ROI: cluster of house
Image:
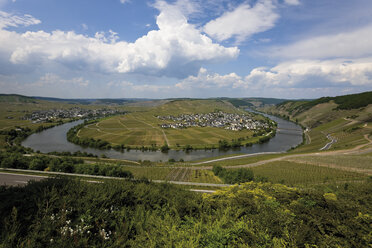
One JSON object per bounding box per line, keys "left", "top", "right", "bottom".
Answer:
{"left": 23, "top": 107, "right": 123, "bottom": 123}
{"left": 157, "top": 112, "right": 269, "bottom": 131}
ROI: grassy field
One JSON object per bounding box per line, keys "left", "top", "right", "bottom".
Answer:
{"left": 248, "top": 161, "right": 367, "bottom": 186}
{"left": 78, "top": 99, "right": 267, "bottom": 149}
{"left": 189, "top": 169, "right": 222, "bottom": 183}
{"left": 120, "top": 166, "right": 173, "bottom": 180}
{"left": 284, "top": 155, "right": 372, "bottom": 174}
{"left": 116, "top": 166, "right": 223, "bottom": 183}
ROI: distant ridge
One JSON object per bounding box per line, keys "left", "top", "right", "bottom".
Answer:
{"left": 277, "top": 91, "right": 372, "bottom": 115}
{"left": 0, "top": 94, "right": 37, "bottom": 103}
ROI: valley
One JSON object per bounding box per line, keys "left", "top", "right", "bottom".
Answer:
{"left": 0, "top": 92, "right": 371, "bottom": 247}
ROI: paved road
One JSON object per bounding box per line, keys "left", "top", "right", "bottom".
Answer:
{"left": 0, "top": 173, "right": 47, "bottom": 186}
{"left": 0, "top": 169, "right": 231, "bottom": 188}
{"left": 319, "top": 134, "right": 337, "bottom": 151}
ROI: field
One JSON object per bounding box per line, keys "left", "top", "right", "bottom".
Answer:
{"left": 249, "top": 161, "right": 367, "bottom": 186}
{"left": 284, "top": 155, "right": 372, "bottom": 174}
{"left": 78, "top": 99, "right": 265, "bottom": 149}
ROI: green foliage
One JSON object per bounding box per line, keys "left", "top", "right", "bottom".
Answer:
{"left": 0, "top": 151, "right": 133, "bottom": 178}
{"left": 1, "top": 127, "right": 32, "bottom": 146}
{"left": 160, "top": 143, "right": 169, "bottom": 153}
{"left": 213, "top": 165, "right": 254, "bottom": 184}
{"left": 277, "top": 91, "right": 372, "bottom": 116}
{"left": 0, "top": 179, "right": 370, "bottom": 247}
{"left": 226, "top": 99, "right": 254, "bottom": 108}
{"left": 333, "top": 91, "right": 372, "bottom": 110}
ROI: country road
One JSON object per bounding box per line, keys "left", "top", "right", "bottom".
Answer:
{"left": 0, "top": 170, "right": 230, "bottom": 188}
{"left": 319, "top": 133, "right": 337, "bottom": 151}
{"left": 193, "top": 152, "right": 282, "bottom": 165}
{"left": 0, "top": 173, "right": 46, "bottom": 186}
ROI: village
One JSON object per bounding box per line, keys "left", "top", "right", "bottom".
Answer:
{"left": 157, "top": 112, "right": 270, "bottom": 131}
{"left": 23, "top": 107, "right": 124, "bottom": 123}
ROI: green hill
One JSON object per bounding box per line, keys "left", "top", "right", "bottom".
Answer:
{"left": 261, "top": 91, "right": 372, "bottom": 153}
{"left": 276, "top": 91, "right": 372, "bottom": 116}
{"left": 0, "top": 94, "right": 37, "bottom": 103}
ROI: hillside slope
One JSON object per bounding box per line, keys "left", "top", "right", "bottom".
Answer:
{"left": 0, "top": 94, "right": 37, "bottom": 103}
{"left": 260, "top": 91, "right": 372, "bottom": 153}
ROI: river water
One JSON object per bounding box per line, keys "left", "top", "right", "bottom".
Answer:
{"left": 22, "top": 111, "right": 303, "bottom": 162}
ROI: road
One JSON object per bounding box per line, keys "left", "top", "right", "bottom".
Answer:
{"left": 319, "top": 134, "right": 337, "bottom": 151}
{"left": 193, "top": 152, "right": 282, "bottom": 165}
{"left": 0, "top": 172, "right": 46, "bottom": 186}
{"left": 0, "top": 170, "right": 231, "bottom": 188}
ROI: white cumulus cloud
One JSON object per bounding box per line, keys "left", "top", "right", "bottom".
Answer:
{"left": 176, "top": 67, "right": 243, "bottom": 89}
{"left": 203, "top": 0, "right": 279, "bottom": 43}
{"left": 0, "top": 3, "right": 238, "bottom": 78}
{"left": 177, "top": 59, "right": 372, "bottom": 93}
{"left": 245, "top": 59, "right": 372, "bottom": 87}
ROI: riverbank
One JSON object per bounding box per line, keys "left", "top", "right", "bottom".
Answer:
{"left": 22, "top": 111, "right": 303, "bottom": 162}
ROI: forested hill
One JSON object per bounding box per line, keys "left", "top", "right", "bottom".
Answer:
{"left": 276, "top": 91, "right": 372, "bottom": 116}
{"left": 222, "top": 97, "right": 289, "bottom": 108}
{"left": 260, "top": 91, "right": 372, "bottom": 129}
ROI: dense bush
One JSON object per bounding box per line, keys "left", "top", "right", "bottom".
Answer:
{"left": 0, "top": 178, "right": 370, "bottom": 247}
{"left": 213, "top": 165, "right": 254, "bottom": 184}
{"left": 1, "top": 127, "right": 32, "bottom": 145}
{"left": 0, "top": 151, "right": 132, "bottom": 178}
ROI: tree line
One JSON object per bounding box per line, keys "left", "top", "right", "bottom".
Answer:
{"left": 0, "top": 151, "right": 133, "bottom": 178}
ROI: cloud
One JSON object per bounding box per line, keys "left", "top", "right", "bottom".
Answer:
{"left": 119, "top": 0, "right": 130, "bottom": 4}
{"left": 284, "top": 0, "right": 300, "bottom": 6}
{"left": 177, "top": 59, "right": 372, "bottom": 93}
{"left": 270, "top": 24, "right": 372, "bottom": 60}
{"left": 176, "top": 67, "right": 243, "bottom": 89}
{"left": 203, "top": 0, "right": 279, "bottom": 43}
{"left": 34, "top": 73, "right": 89, "bottom": 87}
{"left": 247, "top": 59, "right": 372, "bottom": 87}
{"left": 0, "top": 4, "right": 238, "bottom": 78}
{"left": 0, "top": 10, "right": 41, "bottom": 28}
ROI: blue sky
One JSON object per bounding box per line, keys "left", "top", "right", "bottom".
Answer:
{"left": 0, "top": 0, "right": 372, "bottom": 99}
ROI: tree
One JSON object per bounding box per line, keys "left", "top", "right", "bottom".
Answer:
{"left": 160, "top": 144, "right": 169, "bottom": 153}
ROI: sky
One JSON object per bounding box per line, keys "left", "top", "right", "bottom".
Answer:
{"left": 0, "top": 0, "right": 372, "bottom": 99}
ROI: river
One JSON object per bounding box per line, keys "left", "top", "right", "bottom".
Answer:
{"left": 22, "top": 111, "right": 303, "bottom": 162}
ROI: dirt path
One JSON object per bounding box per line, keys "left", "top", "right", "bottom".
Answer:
{"left": 117, "top": 118, "right": 129, "bottom": 130}
{"left": 132, "top": 116, "right": 170, "bottom": 146}
{"left": 343, "top": 118, "right": 361, "bottom": 126}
